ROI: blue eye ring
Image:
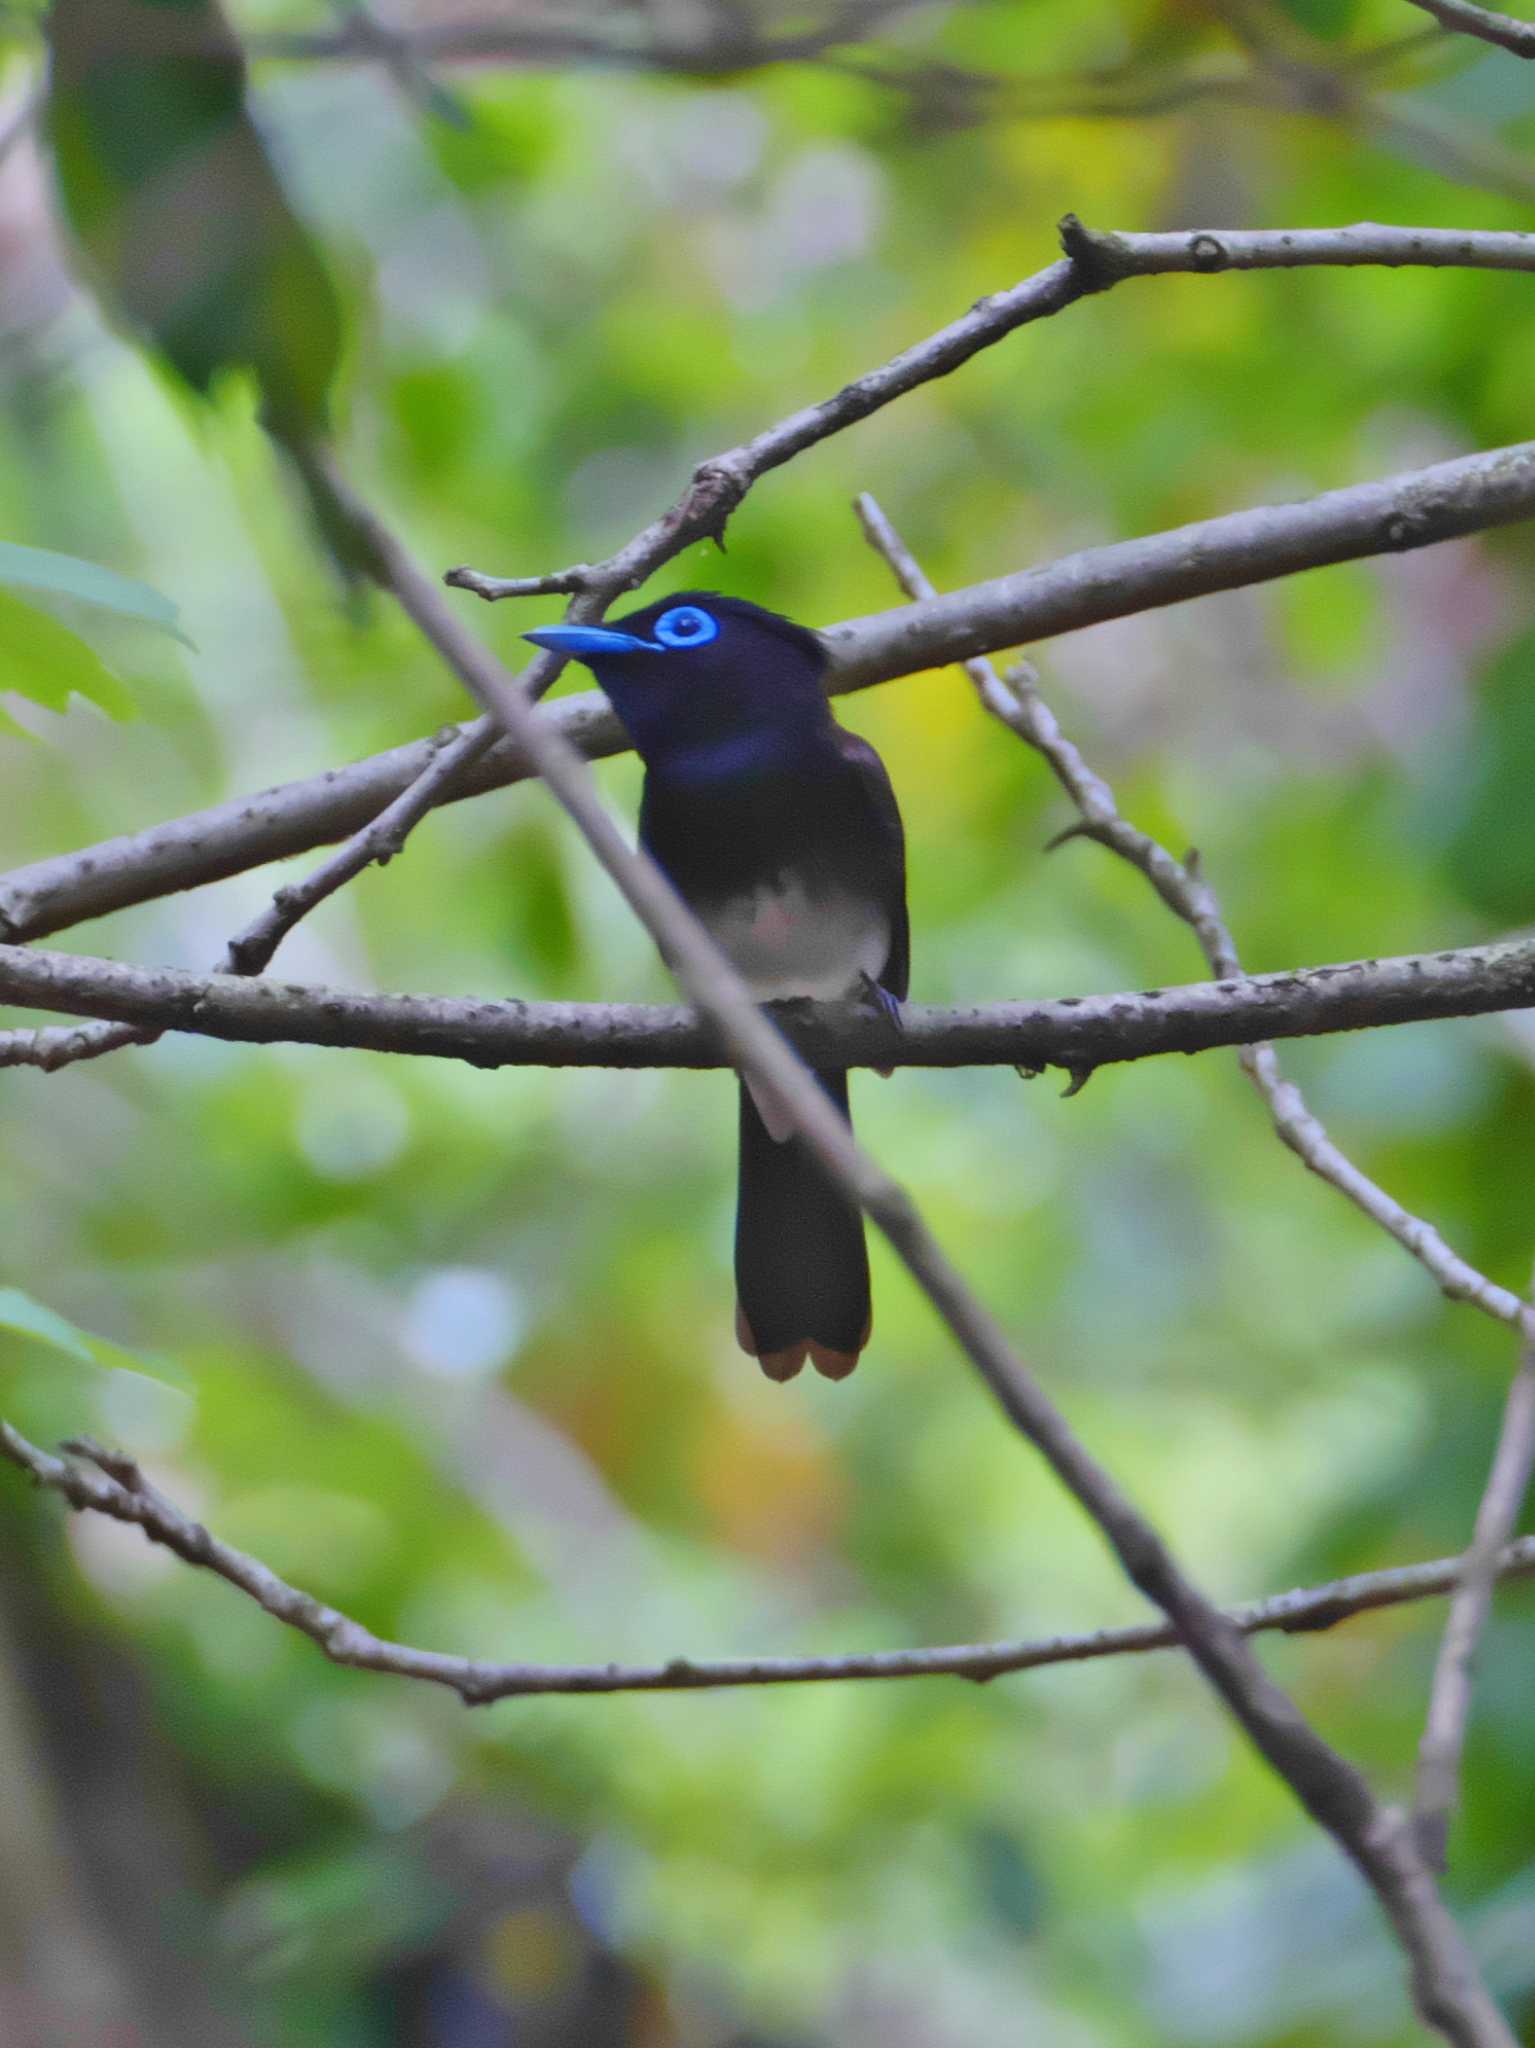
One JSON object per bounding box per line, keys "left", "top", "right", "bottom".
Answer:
{"left": 652, "top": 604, "right": 719, "bottom": 650}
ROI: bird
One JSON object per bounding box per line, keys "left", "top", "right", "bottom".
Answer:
{"left": 525, "top": 594, "right": 908, "bottom": 1383}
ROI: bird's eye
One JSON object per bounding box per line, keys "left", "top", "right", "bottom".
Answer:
{"left": 652, "top": 604, "right": 719, "bottom": 650}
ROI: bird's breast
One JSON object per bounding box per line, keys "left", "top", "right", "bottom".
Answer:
{"left": 695, "top": 873, "right": 890, "bottom": 1003}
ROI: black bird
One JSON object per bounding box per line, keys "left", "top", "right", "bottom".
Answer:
{"left": 526, "top": 594, "right": 908, "bottom": 1382}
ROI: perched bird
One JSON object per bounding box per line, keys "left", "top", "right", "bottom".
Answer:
{"left": 526, "top": 594, "right": 908, "bottom": 1383}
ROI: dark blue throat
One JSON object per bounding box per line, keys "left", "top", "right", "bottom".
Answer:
{"left": 588, "top": 663, "right": 833, "bottom": 788}
{"left": 643, "top": 721, "right": 829, "bottom": 787}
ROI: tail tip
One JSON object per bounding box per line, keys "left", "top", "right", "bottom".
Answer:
{"left": 808, "top": 1342, "right": 860, "bottom": 1381}
{"left": 736, "top": 1306, "right": 862, "bottom": 1383}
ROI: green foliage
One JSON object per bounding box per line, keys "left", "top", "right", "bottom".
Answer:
{"left": 0, "top": 586, "right": 135, "bottom": 720}
{"left": 2, "top": 2, "right": 1535, "bottom": 2044}
{"left": 1441, "top": 626, "right": 1535, "bottom": 923}
{"left": 45, "top": 0, "right": 341, "bottom": 438}
{"left": 0, "top": 540, "right": 186, "bottom": 641}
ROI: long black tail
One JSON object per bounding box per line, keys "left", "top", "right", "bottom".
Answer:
{"left": 733, "top": 1070, "right": 870, "bottom": 1382}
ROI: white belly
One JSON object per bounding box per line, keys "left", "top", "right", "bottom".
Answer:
{"left": 698, "top": 875, "right": 889, "bottom": 1003}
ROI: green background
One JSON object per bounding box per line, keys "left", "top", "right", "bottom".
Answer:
{"left": 1, "top": 1, "right": 1534, "bottom": 2041}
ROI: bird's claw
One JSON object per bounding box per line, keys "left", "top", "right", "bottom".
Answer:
{"left": 860, "top": 973, "right": 904, "bottom": 1031}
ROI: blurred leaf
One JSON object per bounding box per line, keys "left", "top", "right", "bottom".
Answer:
{"left": 0, "top": 540, "right": 189, "bottom": 646}
{"left": 0, "top": 1285, "right": 181, "bottom": 1383}
{"left": 500, "top": 816, "right": 580, "bottom": 983}
{"left": 0, "top": 588, "right": 136, "bottom": 720}
{"left": 0, "top": 1285, "right": 105, "bottom": 1368}
{"left": 1441, "top": 625, "right": 1535, "bottom": 923}
{"left": 1273, "top": 0, "right": 1362, "bottom": 37}
{"left": 45, "top": 0, "right": 342, "bottom": 440}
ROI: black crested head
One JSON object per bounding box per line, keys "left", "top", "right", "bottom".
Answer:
{"left": 523, "top": 592, "right": 831, "bottom": 773}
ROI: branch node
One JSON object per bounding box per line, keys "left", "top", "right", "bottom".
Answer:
{"left": 1043, "top": 819, "right": 1102, "bottom": 854}
{"left": 62, "top": 1435, "right": 144, "bottom": 1491}
{"left": 1058, "top": 212, "right": 1131, "bottom": 289}
{"left": 1186, "top": 231, "right": 1231, "bottom": 273}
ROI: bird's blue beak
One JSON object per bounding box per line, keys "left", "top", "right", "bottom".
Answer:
{"left": 522, "top": 623, "right": 654, "bottom": 658}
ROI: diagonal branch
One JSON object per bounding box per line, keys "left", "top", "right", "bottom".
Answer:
{"left": 855, "top": 494, "right": 1535, "bottom": 1347}
{"left": 9, "top": 716, "right": 499, "bottom": 1073}
{"left": 318, "top": 454, "right": 1512, "bottom": 2046}
{"left": 1, "top": 421, "right": 1513, "bottom": 2031}
{"left": 1403, "top": 0, "right": 1535, "bottom": 55}
{"left": 9, "top": 429, "right": 1535, "bottom": 951}
{"left": 451, "top": 220, "right": 1535, "bottom": 605}
{"left": 5, "top": 937, "right": 1535, "bottom": 1101}
{"left": 4, "top": 1423, "right": 1534, "bottom": 1700}
{"left": 0, "top": 219, "right": 1100, "bottom": 1076}
{"left": 4, "top": 220, "right": 1534, "bottom": 970}
{"left": 1415, "top": 1341, "right": 1535, "bottom": 1868}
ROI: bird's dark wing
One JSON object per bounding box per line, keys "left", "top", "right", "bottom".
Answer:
{"left": 835, "top": 725, "right": 909, "bottom": 1001}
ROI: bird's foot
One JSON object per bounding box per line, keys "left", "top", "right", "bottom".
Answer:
{"left": 860, "top": 973, "right": 903, "bottom": 1076}
{"left": 860, "top": 973, "right": 903, "bottom": 1026}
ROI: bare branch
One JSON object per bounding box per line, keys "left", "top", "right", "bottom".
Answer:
{"left": 243, "top": 1, "right": 926, "bottom": 75}
{"left": 1415, "top": 1342, "right": 1535, "bottom": 1867}
{"left": 859, "top": 494, "right": 1535, "bottom": 1889}
{"left": 310, "top": 450, "right": 1513, "bottom": 2046}
{"left": 4, "top": 1422, "right": 1535, "bottom": 1699}
{"left": 1058, "top": 216, "right": 1535, "bottom": 281}
{"left": 446, "top": 261, "right": 1087, "bottom": 603}
{"left": 454, "top": 220, "right": 1535, "bottom": 604}
{"left": 0, "top": 1422, "right": 1517, "bottom": 2027}
{"left": 1404, "top": 0, "right": 1535, "bottom": 56}
{"left": 8, "top": 718, "right": 503, "bottom": 1074}
{"left": 831, "top": 433, "right": 1535, "bottom": 689}
{"left": 855, "top": 493, "right": 1535, "bottom": 1346}
{"left": 853, "top": 499, "right": 1523, "bottom": 2038}
{"left": 6, "top": 936, "right": 1535, "bottom": 1096}
{"left": 1, "top": 207, "right": 1099, "bottom": 1072}
{"left": 7, "top": 427, "right": 1535, "bottom": 951}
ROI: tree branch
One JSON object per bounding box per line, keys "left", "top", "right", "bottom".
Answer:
{"left": 830, "top": 433, "right": 1535, "bottom": 689}
{"left": 4, "top": 1424, "right": 1534, "bottom": 1701}
{"left": 1403, "top": 0, "right": 1535, "bottom": 56}
{"left": 858, "top": 494, "right": 1535, "bottom": 1883}
{"left": 453, "top": 219, "right": 1535, "bottom": 603}
{"left": 244, "top": 1, "right": 926, "bottom": 74}
{"left": 2, "top": 222, "right": 1531, "bottom": 954}
{"left": 1057, "top": 216, "right": 1535, "bottom": 281}
{"left": 0, "top": 200, "right": 1098, "bottom": 1071}
{"left": 4, "top": 935, "right": 1535, "bottom": 1084}
{"left": 855, "top": 493, "right": 1535, "bottom": 1345}
{"left": 8, "top": 427, "right": 1535, "bottom": 949}
{"left": 1415, "top": 1341, "right": 1535, "bottom": 1868}
{"left": 11, "top": 717, "right": 503, "bottom": 1074}
{"left": 300, "top": 450, "right": 1512, "bottom": 2046}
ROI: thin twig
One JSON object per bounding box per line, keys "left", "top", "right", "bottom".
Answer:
{"left": 1404, "top": 0, "right": 1535, "bottom": 56}
{"left": 7, "top": 718, "right": 501, "bottom": 1072}
{"left": 1414, "top": 1342, "right": 1535, "bottom": 1868}
{"left": 455, "top": 219, "right": 1535, "bottom": 604}
{"left": 4, "top": 1424, "right": 1534, "bottom": 1700}
{"left": 854, "top": 493, "right": 1535, "bottom": 1346}
{"left": 5, "top": 937, "right": 1535, "bottom": 1092}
